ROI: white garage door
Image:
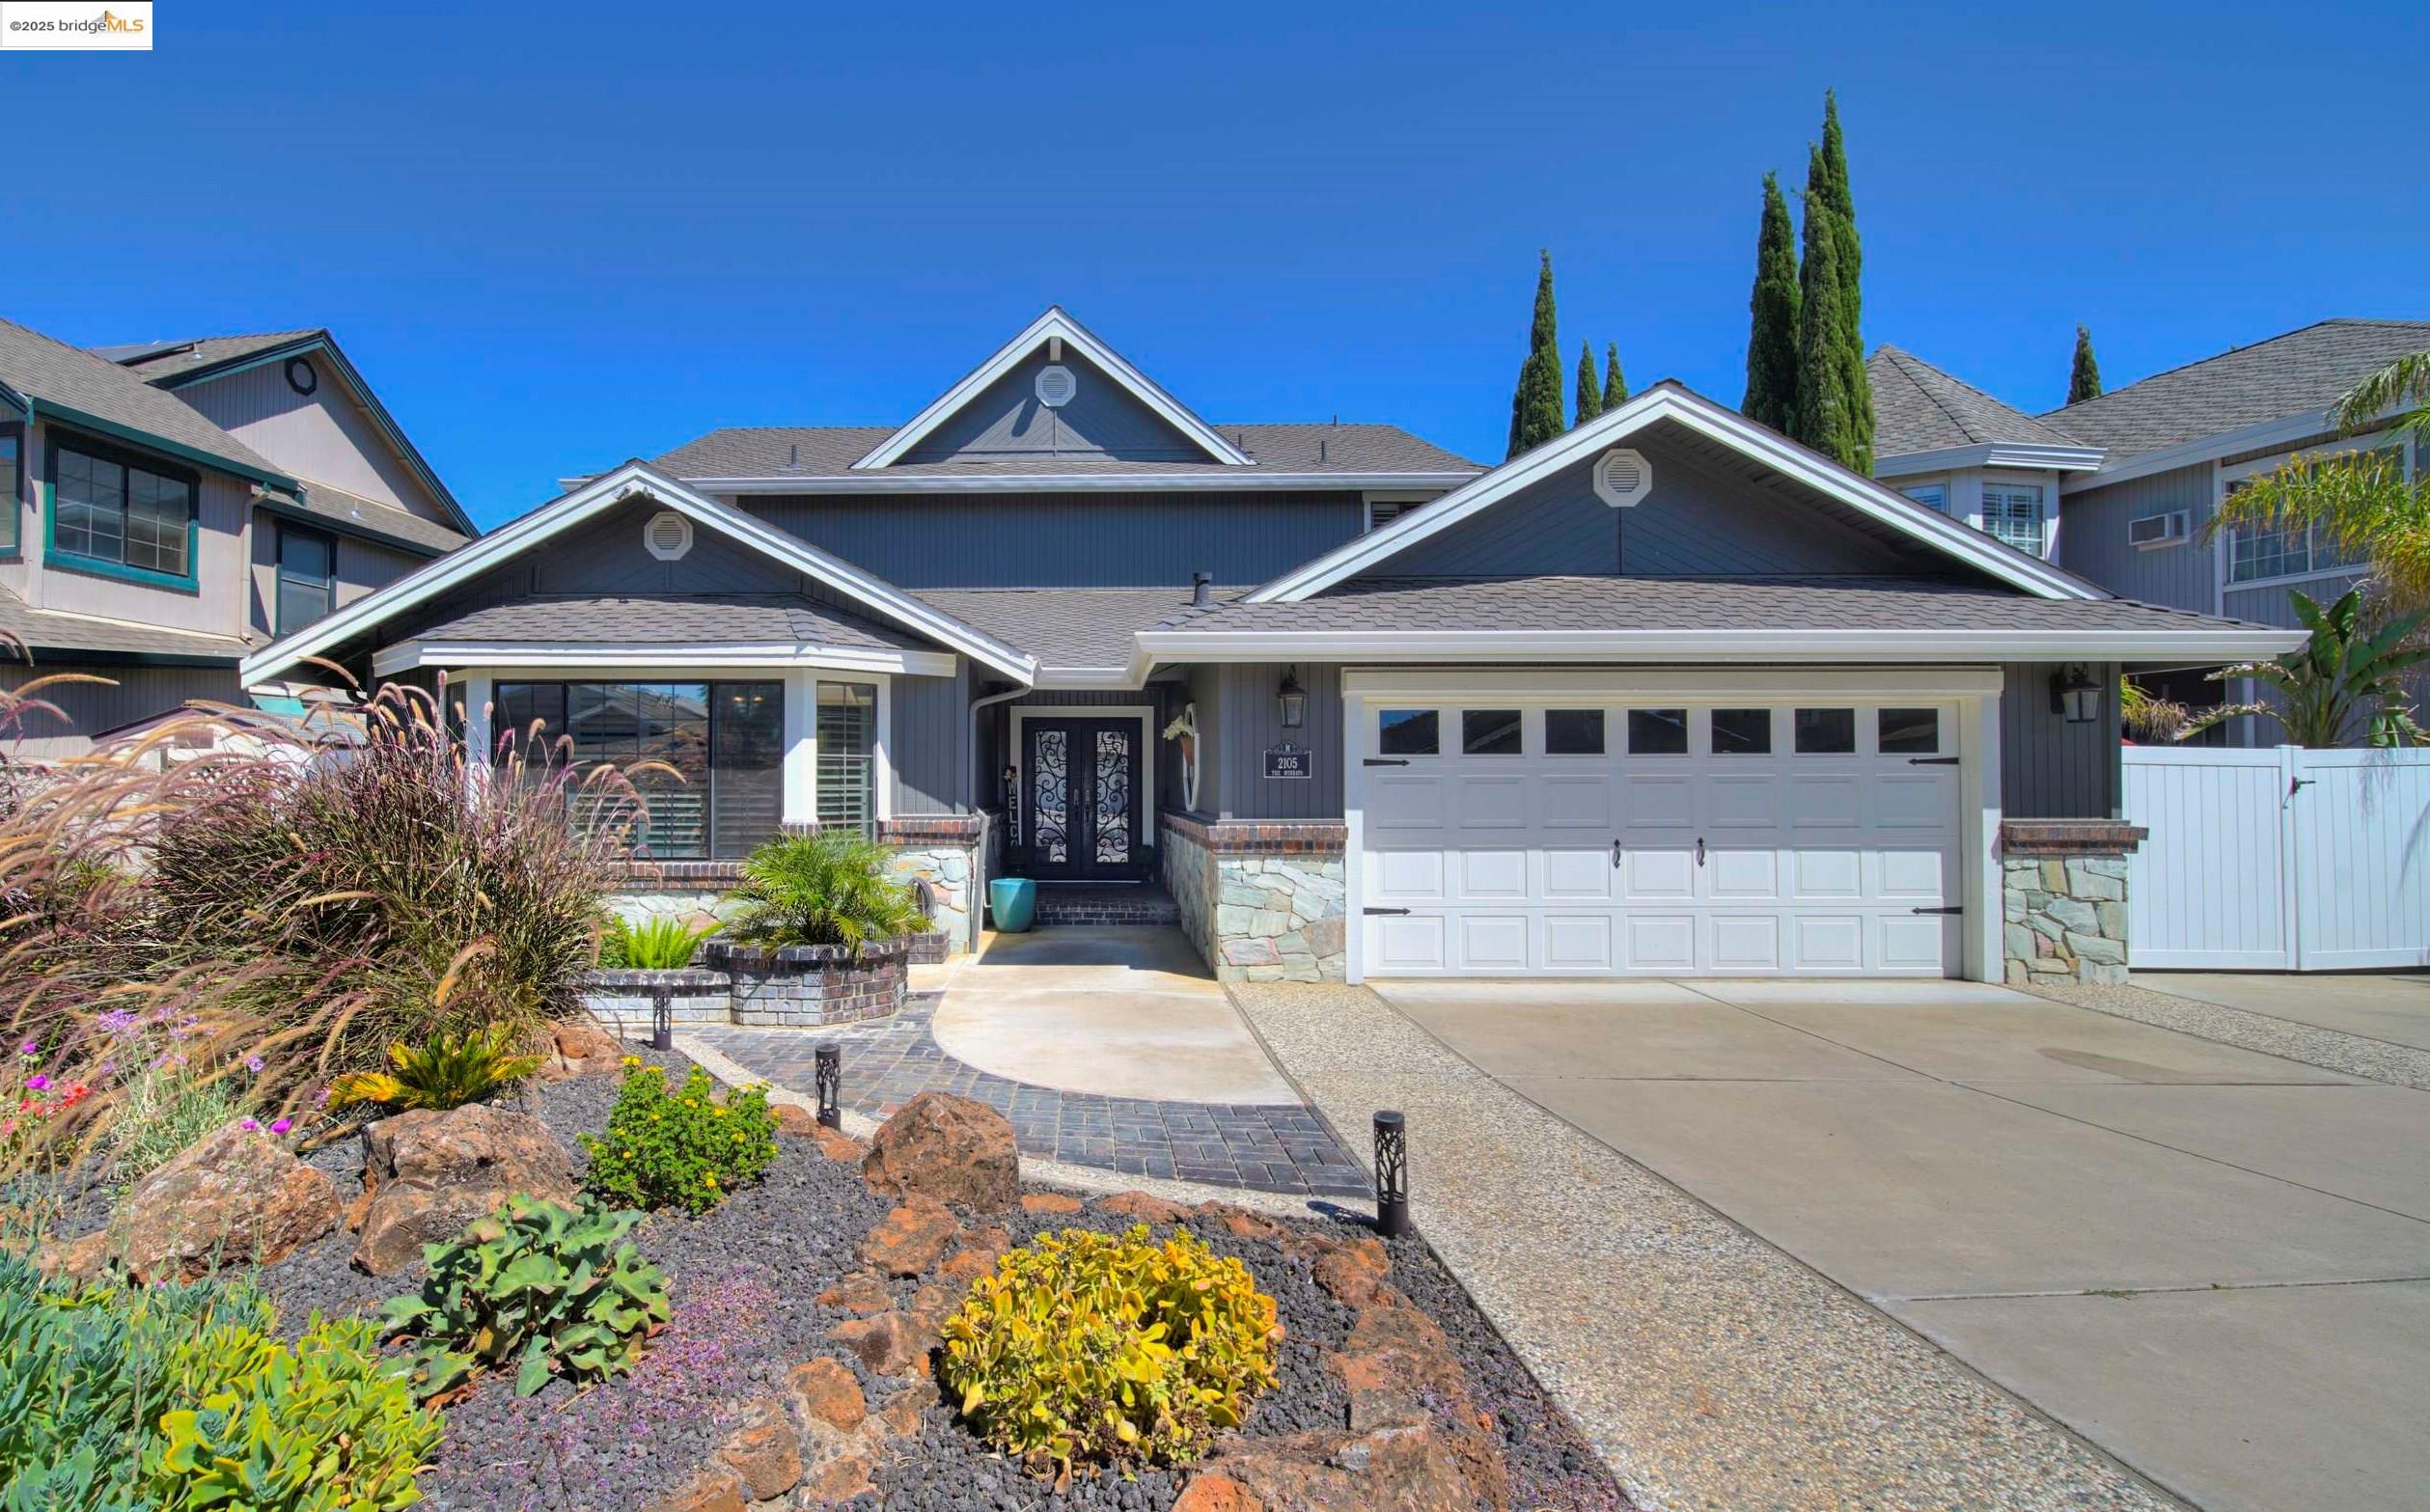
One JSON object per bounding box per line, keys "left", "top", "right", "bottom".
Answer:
{"left": 1359, "top": 701, "right": 1962, "bottom": 976}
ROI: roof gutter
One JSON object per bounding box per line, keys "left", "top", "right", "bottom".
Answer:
{"left": 1874, "top": 442, "right": 2107, "bottom": 479}
{"left": 1131, "top": 627, "right": 2310, "bottom": 664}
{"left": 663, "top": 471, "right": 1482, "bottom": 496}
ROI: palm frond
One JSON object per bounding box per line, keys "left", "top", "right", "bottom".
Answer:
{"left": 2331, "top": 349, "right": 2430, "bottom": 435}
{"left": 722, "top": 830, "right": 929, "bottom": 956}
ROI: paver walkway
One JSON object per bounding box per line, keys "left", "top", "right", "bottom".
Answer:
{"left": 1231, "top": 980, "right": 2186, "bottom": 1512}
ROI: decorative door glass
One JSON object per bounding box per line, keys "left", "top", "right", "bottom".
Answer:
{"left": 1093, "top": 729, "right": 1133, "bottom": 865}
{"left": 1033, "top": 729, "right": 1070, "bottom": 865}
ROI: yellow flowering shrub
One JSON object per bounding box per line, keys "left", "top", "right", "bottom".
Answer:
{"left": 580, "top": 1060, "right": 778, "bottom": 1215}
{"left": 938, "top": 1224, "right": 1282, "bottom": 1477}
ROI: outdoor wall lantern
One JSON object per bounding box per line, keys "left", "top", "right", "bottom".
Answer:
{"left": 1278, "top": 669, "right": 1308, "bottom": 731}
{"left": 2050, "top": 665, "right": 2103, "bottom": 726}
{"left": 1372, "top": 1110, "right": 1410, "bottom": 1238}
{"left": 815, "top": 1043, "right": 842, "bottom": 1130}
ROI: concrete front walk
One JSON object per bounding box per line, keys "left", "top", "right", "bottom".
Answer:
{"left": 1378, "top": 977, "right": 2430, "bottom": 1512}
{"left": 2135, "top": 970, "right": 2430, "bottom": 1052}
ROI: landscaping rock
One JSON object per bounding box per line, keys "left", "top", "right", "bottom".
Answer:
{"left": 812, "top": 1126, "right": 867, "bottom": 1164}
{"left": 794, "top": 1454, "right": 873, "bottom": 1504}
{"left": 1211, "top": 1424, "right": 1477, "bottom": 1512}
{"left": 711, "top": 1397, "right": 802, "bottom": 1502}
{"left": 860, "top": 1194, "right": 961, "bottom": 1277}
{"left": 1020, "top": 1190, "right": 1084, "bottom": 1216}
{"left": 861, "top": 1091, "right": 1019, "bottom": 1211}
{"left": 1197, "top": 1201, "right": 1287, "bottom": 1244}
{"left": 543, "top": 1017, "right": 622, "bottom": 1080}
{"left": 1312, "top": 1236, "right": 1393, "bottom": 1308}
{"left": 1173, "top": 1472, "right": 1264, "bottom": 1512}
{"left": 772, "top": 1103, "right": 821, "bottom": 1139}
{"left": 1096, "top": 1191, "right": 1192, "bottom": 1224}
{"left": 352, "top": 1102, "right": 574, "bottom": 1275}
{"left": 815, "top": 1269, "right": 893, "bottom": 1315}
{"left": 106, "top": 1120, "right": 342, "bottom": 1282}
{"left": 828, "top": 1309, "right": 936, "bottom": 1378}
{"left": 787, "top": 1357, "right": 867, "bottom": 1433}
{"left": 642, "top": 1471, "right": 745, "bottom": 1512}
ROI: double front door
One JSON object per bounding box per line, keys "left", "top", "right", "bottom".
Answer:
{"left": 1022, "top": 719, "right": 1142, "bottom": 881}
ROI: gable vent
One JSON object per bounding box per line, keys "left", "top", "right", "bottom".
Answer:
{"left": 1035, "top": 365, "right": 1077, "bottom": 408}
{"left": 645, "top": 509, "right": 694, "bottom": 562}
{"left": 1593, "top": 448, "right": 1652, "bottom": 509}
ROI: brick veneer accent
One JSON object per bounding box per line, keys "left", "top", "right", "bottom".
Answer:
{"left": 2001, "top": 819, "right": 2148, "bottom": 857}
{"left": 878, "top": 815, "right": 985, "bottom": 844}
{"left": 1160, "top": 811, "right": 1348, "bottom": 856}
{"left": 704, "top": 939, "right": 908, "bottom": 1027}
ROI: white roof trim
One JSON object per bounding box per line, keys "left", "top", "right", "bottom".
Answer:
{"left": 2058, "top": 407, "right": 2336, "bottom": 493}
{"left": 659, "top": 470, "right": 1477, "bottom": 495}
{"left": 1247, "top": 385, "right": 2101, "bottom": 604}
{"left": 850, "top": 307, "right": 1253, "bottom": 471}
{"left": 241, "top": 461, "right": 1037, "bottom": 686}
{"left": 1873, "top": 441, "right": 2107, "bottom": 479}
{"left": 373, "top": 641, "right": 956, "bottom": 679}
{"left": 1129, "top": 625, "right": 2306, "bottom": 676}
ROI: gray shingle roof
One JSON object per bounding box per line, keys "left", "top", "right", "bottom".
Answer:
{"left": 2040, "top": 318, "right": 2430, "bottom": 458}
{"left": 97, "top": 330, "right": 323, "bottom": 378}
{"left": 0, "top": 586, "right": 252, "bottom": 661}
{"left": 1869, "top": 346, "right": 2085, "bottom": 455}
{"left": 0, "top": 317, "right": 289, "bottom": 481}
{"left": 650, "top": 423, "right": 1478, "bottom": 481}
{"left": 1159, "top": 575, "right": 2279, "bottom": 636}
{"left": 911, "top": 587, "right": 1245, "bottom": 670}
{"left": 274, "top": 481, "right": 469, "bottom": 555}
{"left": 405, "top": 595, "right": 928, "bottom": 651}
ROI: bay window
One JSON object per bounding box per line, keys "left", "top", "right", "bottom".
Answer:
{"left": 816, "top": 681, "right": 877, "bottom": 836}
{"left": 495, "top": 680, "right": 782, "bottom": 859}
{"left": 49, "top": 438, "right": 196, "bottom": 585}
{"left": 1980, "top": 482, "right": 2045, "bottom": 557}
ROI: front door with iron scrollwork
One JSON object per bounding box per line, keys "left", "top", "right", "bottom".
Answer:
{"left": 1021, "top": 719, "right": 1142, "bottom": 881}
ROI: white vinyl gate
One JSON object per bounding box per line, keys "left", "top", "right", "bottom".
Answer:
{"left": 2123, "top": 746, "right": 2430, "bottom": 971}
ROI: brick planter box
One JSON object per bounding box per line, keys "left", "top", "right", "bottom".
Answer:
{"left": 577, "top": 968, "right": 732, "bottom": 1039}
{"left": 704, "top": 938, "right": 909, "bottom": 1027}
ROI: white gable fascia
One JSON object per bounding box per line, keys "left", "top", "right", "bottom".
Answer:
{"left": 240, "top": 462, "right": 1037, "bottom": 686}
{"left": 2057, "top": 406, "right": 2343, "bottom": 494}
{"left": 1874, "top": 441, "right": 2106, "bottom": 479}
{"left": 1247, "top": 386, "right": 2101, "bottom": 604}
{"left": 851, "top": 308, "right": 1252, "bottom": 471}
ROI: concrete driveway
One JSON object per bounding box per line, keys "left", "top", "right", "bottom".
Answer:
{"left": 1377, "top": 976, "right": 2430, "bottom": 1512}
{"left": 2136, "top": 970, "right": 2430, "bottom": 1052}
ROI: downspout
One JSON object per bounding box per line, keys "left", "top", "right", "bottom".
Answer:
{"left": 968, "top": 682, "right": 1028, "bottom": 947}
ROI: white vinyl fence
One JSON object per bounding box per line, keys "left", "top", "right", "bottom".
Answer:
{"left": 2123, "top": 746, "right": 2430, "bottom": 971}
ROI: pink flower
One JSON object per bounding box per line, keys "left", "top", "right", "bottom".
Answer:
{"left": 23, "top": 1075, "right": 46, "bottom": 1092}
{"left": 240, "top": 1116, "right": 261, "bottom": 1132}
{"left": 269, "top": 1117, "right": 293, "bottom": 1136}
{"left": 15, "top": 1040, "right": 33, "bottom": 1058}
{"left": 245, "top": 1055, "right": 264, "bottom": 1074}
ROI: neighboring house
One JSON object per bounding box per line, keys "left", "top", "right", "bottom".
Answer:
{"left": 0, "top": 317, "right": 474, "bottom": 754}
{"left": 1869, "top": 319, "right": 2430, "bottom": 721}
{"left": 245, "top": 307, "right": 2297, "bottom": 986}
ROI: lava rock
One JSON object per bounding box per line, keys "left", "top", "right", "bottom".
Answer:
{"left": 1095, "top": 1191, "right": 1193, "bottom": 1224}
{"left": 861, "top": 1092, "right": 1019, "bottom": 1212}
{"left": 104, "top": 1119, "right": 342, "bottom": 1281}
{"left": 352, "top": 1102, "right": 576, "bottom": 1275}
{"left": 829, "top": 1309, "right": 937, "bottom": 1379}
{"left": 860, "top": 1194, "right": 961, "bottom": 1277}
{"left": 1020, "top": 1191, "right": 1085, "bottom": 1216}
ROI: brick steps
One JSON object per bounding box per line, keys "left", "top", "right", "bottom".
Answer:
{"left": 1026, "top": 884, "right": 1181, "bottom": 928}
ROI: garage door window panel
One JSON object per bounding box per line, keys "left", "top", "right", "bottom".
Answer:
{"left": 1544, "top": 709, "right": 1605, "bottom": 756}
{"left": 1461, "top": 709, "right": 1524, "bottom": 756}
{"left": 1878, "top": 707, "right": 1941, "bottom": 755}
{"left": 1378, "top": 709, "right": 1439, "bottom": 756}
{"left": 1794, "top": 708, "right": 1857, "bottom": 754}
{"left": 1627, "top": 708, "right": 1689, "bottom": 756}
{"left": 1710, "top": 708, "right": 1774, "bottom": 755}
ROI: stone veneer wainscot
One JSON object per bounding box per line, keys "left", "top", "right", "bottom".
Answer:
{"left": 2000, "top": 819, "right": 2145, "bottom": 987}
{"left": 1161, "top": 812, "right": 1347, "bottom": 984}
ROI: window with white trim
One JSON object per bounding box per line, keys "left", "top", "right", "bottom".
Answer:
{"left": 2223, "top": 476, "right": 2365, "bottom": 584}
{"left": 1897, "top": 482, "right": 1947, "bottom": 512}
{"left": 1979, "top": 482, "right": 2045, "bottom": 557}
{"left": 815, "top": 681, "right": 878, "bottom": 836}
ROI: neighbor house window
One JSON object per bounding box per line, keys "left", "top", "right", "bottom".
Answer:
{"left": 2223, "top": 478, "right": 2365, "bottom": 584}
{"left": 1898, "top": 483, "right": 1947, "bottom": 512}
{"left": 816, "top": 681, "right": 878, "bottom": 837}
{"left": 1979, "top": 483, "right": 2044, "bottom": 557}
{"left": 50, "top": 439, "right": 196, "bottom": 583}
{"left": 0, "top": 426, "right": 20, "bottom": 553}
{"left": 275, "top": 524, "right": 337, "bottom": 634}
{"left": 494, "top": 680, "right": 783, "bottom": 859}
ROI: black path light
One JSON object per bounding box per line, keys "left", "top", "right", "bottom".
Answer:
{"left": 815, "top": 1044, "right": 842, "bottom": 1129}
{"left": 1372, "top": 1110, "right": 1410, "bottom": 1238}
{"left": 649, "top": 985, "right": 674, "bottom": 1052}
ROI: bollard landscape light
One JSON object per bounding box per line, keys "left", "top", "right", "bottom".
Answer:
{"left": 649, "top": 985, "right": 673, "bottom": 1052}
{"left": 1372, "top": 1110, "right": 1410, "bottom": 1238}
{"left": 815, "top": 1043, "right": 842, "bottom": 1129}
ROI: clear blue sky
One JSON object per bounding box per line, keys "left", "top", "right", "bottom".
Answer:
{"left": 6, "top": 1, "right": 2423, "bottom": 528}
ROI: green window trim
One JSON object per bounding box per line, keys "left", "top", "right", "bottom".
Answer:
{"left": 42, "top": 430, "right": 202, "bottom": 592}
{"left": 0, "top": 423, "right": 21, "bottom": 558}
{"left": 274, "top": 521, "right": 339, "bottom": 635}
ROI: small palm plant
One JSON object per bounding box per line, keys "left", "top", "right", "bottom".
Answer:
{"left": 328, "top": 1023, "right": 545, "bottom": 1113}
{"left": 598, "top": 915, "right": 719, "bottom": 970}
{"left": 721, "top": 829, "right": 928, "bottom": 956}
{"left": 2181, "top": 588, "right": 2430, "bottom": 748}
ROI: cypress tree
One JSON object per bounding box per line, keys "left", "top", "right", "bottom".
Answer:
{"left": 1792, "top": 145, "right": 1856, "bottom": 467}
{"left": 1505, "top": 250, "right": 1566, "bottom": 458}
{"left": 1573, "top": 342, "right": 1602, "bottom": 426}
{"left": 2067, "top": 324, "right": 2103, "bottom": 404}
{"left": 1741, "top": 172, "right": 1800, "bottom": 429}
{"left": 1605, "top": 342, "right": 1628, "bottom": 408}
{"left": 1815, "top": 90, "right": 1872, "bottom": 472}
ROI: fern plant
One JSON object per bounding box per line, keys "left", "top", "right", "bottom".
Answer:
{"left": 720, "top": 830, "right": 928, "bottom": 956}
{"left": 598, "top": 915, "right": 718, "bottom": 970}
{"left": 327, "top": 1024, "right": 543, "bottom": 1113}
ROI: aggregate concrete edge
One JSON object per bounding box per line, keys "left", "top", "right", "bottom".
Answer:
{"left": 676, "top": 1031, "right": 1364, "bottom": 1223}
{"left": 2023, "top": 978, "right": 2430, "bottom": 1090}
{"left": 1226, "top": 981, "right": 2190, "bottom": 1512}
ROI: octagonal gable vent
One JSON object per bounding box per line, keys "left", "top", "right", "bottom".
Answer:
{"left": 1592, "top": 448, "right": 1652, "bottom": 508}
{"left": 1035, "top": 364, "right": 1077, "bottom": 408}
{"left": 645, "top": 509, "right": 694, "bottom": 562}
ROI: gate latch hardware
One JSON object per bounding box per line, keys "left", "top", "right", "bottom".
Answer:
{"left": 1363, "top": 906, "right": 1413, "bottom": 917}
{"left": 1907, "top": 756, "right": 1960, "bottom": 766}
{"left": 1911, "top": 905, "right": 1964, "bottom": 915}
{"left": 1364, "top": 757, "right": 1411, "bottom": 767}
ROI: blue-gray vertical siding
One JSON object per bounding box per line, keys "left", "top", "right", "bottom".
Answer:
{"left": 2002, "top": 661, "right": 2122, "bottom": 818}
{"left": 739, "top": 493, "right": 1367, "bottom": 589}
{"left": 889, "top": 660, "right": 972, "bottom": 814}
{"left": 0, "top": 663, "right": 244, "bottom": 756}
{"left": 2055, "top": 463, "right": 2218, "bottom": 611}
{"left": 1207, "top": 663, "right": 1343, "bottom": 821}
{"left": 902, "top": 347, "right": 1207, "bottom": 464}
